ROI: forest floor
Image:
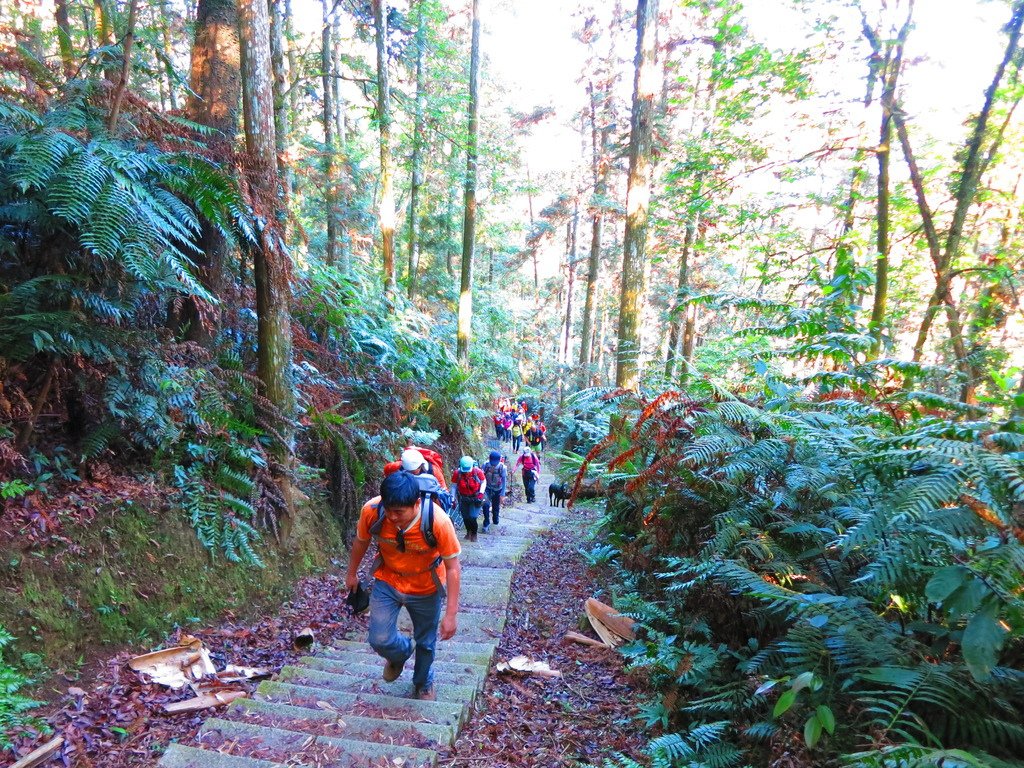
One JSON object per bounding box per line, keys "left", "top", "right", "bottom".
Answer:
{"left": 7, "top": 462, "right": 648, "bottom": 768}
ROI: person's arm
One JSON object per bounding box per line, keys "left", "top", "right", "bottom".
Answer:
{"left": 345, "top": 536, "right": 371, "bottom": 591}
{"left": 440, "top": 557, "right": 461, "bottom": 640}
{"left": 500, "top": 465, "right": 508, "bottom": 495}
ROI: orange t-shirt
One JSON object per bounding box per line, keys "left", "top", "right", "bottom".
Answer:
{"left": 356, "top": 496, "right": 461, "bottom": 595}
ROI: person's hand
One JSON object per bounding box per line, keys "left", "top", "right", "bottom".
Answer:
{"left": 440, "top": 613, "right": 458, "bottom": 640}
{"left": 345, "top": 573, "right": 360, "bottom": 593}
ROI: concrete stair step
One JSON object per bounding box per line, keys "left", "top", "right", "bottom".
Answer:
{"left": 257, "top": 681, "right": 464, "bottom": 728}
{"left": 324, "top": 640, "right": 497, "bottom": 666}
{"left": 197, "top": 717, "right": 436, "bottom": 768}
{"left": 226, "top": 697, "right": 455, "bottom": 747}
{"left": 458, "top": 584, "right": 510, "bottom": 607}
{"left": 160, "top": 744, "right": 292, "bottom": 768}
{"left": 297, "top": 655, "right": 487, "bottom": 687}
{"left": 398, "top": 609, "right": 505, "bottom": 635}
{"left": 278, "top": 665, "right": 480, "bottom": 703}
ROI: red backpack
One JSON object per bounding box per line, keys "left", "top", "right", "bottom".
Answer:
{"left": 454, "top": 467, "right": 485, "bottom": 498}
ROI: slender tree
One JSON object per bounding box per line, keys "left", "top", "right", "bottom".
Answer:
{"left": 106, "top": 0, "right": 140, "bottom": 132}
{"left": 407, "top": 0, "right": 427, "bottom": 300}
{"left": 239, "top": 0, "right": 297, "bottom": 529}
{"left": 54, "top": 0, "right": 74, "bottom": 78}
{"left": 457, "top": 0, "right": 481, "bottom": 365}
{"left": 178, "top": 0, "right": 241, "bottom": 346}
{"left": 322, "top": 0, "right": 338, "bottom": 264}
{"left": 373, "top": 0, "right": 397, "bottom": 294}
{"left": 615, "top": 0, "right": 659, "bottom": 390}
{"left": 270, "top": 0, "right": 290, "bottom": 189}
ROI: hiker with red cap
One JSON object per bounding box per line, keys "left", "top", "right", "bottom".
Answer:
{"left": 346, "top": 471, "right": 461, "bottom": 701}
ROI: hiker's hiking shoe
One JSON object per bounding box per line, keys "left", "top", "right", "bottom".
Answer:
{"left": 383, "top": 658, "right": 405, "bottom": 682}
{"left": 414, "top": 684, "right": 436, "bottom": 701}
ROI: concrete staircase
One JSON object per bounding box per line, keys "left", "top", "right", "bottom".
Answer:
{"left": 159, "top": 460, "right": 562, "bottom": 768}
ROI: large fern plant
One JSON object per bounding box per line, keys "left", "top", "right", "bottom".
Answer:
{"left": 573, "top": 379, "right": 1024, "bottom": 767}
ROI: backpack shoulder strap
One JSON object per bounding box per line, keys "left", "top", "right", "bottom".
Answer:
{"left": 420, "top": 493, "right": 437, "bottom": 548}
{"left": 369, "top": 501, "right": 386, "bottom": 537}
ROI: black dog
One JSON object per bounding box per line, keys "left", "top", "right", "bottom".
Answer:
{"left": 548, "top": 482, "right": 569, "bottom": 508}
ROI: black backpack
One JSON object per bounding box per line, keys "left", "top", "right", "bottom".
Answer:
{"left": 368, "top": 473, "right": 453, "bottom": 548}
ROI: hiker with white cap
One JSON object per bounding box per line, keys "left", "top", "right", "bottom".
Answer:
{"left": 451, "top": 456, "right": 487, "bottom": 541}
{"left": 384, "top": 445, "right": 448, "bottom": 490}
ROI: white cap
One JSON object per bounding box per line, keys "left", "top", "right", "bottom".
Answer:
{"left": 401, "top": 448, "right": 427, "bottom": 472}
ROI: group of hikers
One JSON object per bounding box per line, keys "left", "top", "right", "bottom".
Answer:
{"left": 492, "top": 397, "right": 548, "bottom": 453}
{"left": 345, "top": 402, "right": 549, "bottom": 703}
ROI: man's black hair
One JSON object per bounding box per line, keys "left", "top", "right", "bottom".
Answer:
{"left": 380, "top": 470, "right": 421, "bottom": 508}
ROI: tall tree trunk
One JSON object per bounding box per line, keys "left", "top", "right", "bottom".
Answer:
{"left": 179, "top": 0, "right": 241, "bottom": 346}
{"left": 159, "top": 0, "right": 178, "bottom": 109}
{"left": 457, "top": 0, "right": 481, "bottom": 365}
{"left": 408, "top": 0, "right": 427, "bottom": 300}
{"left": 615, "top": 0, "right": 659, "bottom": 390}
{"left": 54, "top": 0, "right": 74, "bottom": 78}
{"left": 106, "top": 0, "right": 139, "bottom": 133}
{"left": 373, "top": 0, "right": 397, "bottom": 294}
{"left": 270, "top": 0, "right": 290, "bottom": 191}
{"left": 322, "top": 0, "right": 338, "bottom": 264}
{"left": 562, "top": 205, "right": 578, "bottom": 364}
{"left": 579, "top": 79, "right": 611, "bottom": 387}
{"left": 664, "top": 216, "right": 697, "bottom": 381}
{"left": 868, "top": 44, "right": 898, "bottom": 359}
{"left": 239, "top": 0, "right": 297, "bottom": 531}
{"left": 95, "top": 0, "right": 117, "bottom": 82}
{"left": 882, "top": 1, "right": 1023, "bottom": 403}
{"left": 284, "top": 0, "right": 300, "bottom": 196}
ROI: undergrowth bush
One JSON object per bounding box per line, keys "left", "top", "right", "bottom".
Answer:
{"left": 0, "top": 625, "right": 46, "bottom": 750}
{"left": 574, "top": 379, "right": 1024, "bottom": 767}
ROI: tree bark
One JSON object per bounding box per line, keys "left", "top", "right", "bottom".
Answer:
{"left": 458, "top": 0, "right": 481, "bottom": 366}
{"left": 95, "top": 0, "right": 117, "bottom": 82}
{"left": 106, "top": 0, "right": 139, "bottom": 133}
{"left": 373, "top": 0, "right": 397, "bottom": 294}
{"left": 159, "top": 0, "right": 178, "bottom": 109}
{"left": 54, "top": 0, "right": 74, "bottom": 78}
{"left": 270, "top": 0, "right": 291, "bottom": 191}
{"left": 322, "top": 0, "right": 338, "bottom": 264}
{"left": 179, "top": 0, "right": 241, "bottom": 346}
{"left": 408, "top": 0, "right": 427, "bottom": 300}
{"left": 615, "top": 0, "right": 659, "bottom": 390}
{"left": 457, "top": 0, "right": 481, "bottom": 365}
{"left": 664, "top": 216, "right": 697, "bottom": 381}
{"left": 579, "top": 79, "right": 611, "bottom": 388}
{"left": 239, "top": 0, "right": 297, "bottom": 531}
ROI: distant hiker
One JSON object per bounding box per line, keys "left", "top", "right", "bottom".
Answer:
{"left": 514, "top": 447, "right": 541, "bottom": 503}
{"left": 492, "top": 412, "right": 503, "bottom": 440}
{"left": 481, "top": 450, "right": 507, "bottom": 532}
{"left": 525, "top": 422, "right": 543, "bottom": 452}
{"left": 346, "top": 471, "right": 461, "bottom": 702}
{"left": 452, "top": 456, "right": 487, "bottom": 542}
{"left": 511, "top": 420, "right": 524, "bottom": 452}
{"left": 501, "top": 413, "right": 513, "bottom": 442}
{"left": 538, "top": 421, "right": 548, "bottom": 453}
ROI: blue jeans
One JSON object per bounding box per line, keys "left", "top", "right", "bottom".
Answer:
{"left": 458, "top": 495, "right": 481, "bottom": 535}
{"left": 368, "top": 579, "right": 444, "bottom": 689}
{"left": 523, "top": 470, "right": 537, "bottom": 501}
{"left": 482, "top": 489, "right": 501, "bottom": 527}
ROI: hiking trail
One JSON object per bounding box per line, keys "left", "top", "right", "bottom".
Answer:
{"left": 157, "top": 445, "right": 562, "bottom": 768}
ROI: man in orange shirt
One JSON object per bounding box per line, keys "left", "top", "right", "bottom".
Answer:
{"left": 346, "top": 471, "right": 461, "bottom": 700}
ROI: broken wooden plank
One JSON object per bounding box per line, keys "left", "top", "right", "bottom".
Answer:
{"left": 585, "top": 598, "right": 635, "bottom": 645}
{"left": 11, "top": 736, "right": 64, "bottom": 768}
{"left": 163, "top": 689, "right": 247, "bottom": 714}
{"left": 563, "top": 630, "right": 609, "bottom": 649}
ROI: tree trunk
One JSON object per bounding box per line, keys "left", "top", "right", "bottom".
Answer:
{"left": 106, "top": 0, "right": 139, "bottom": 133}
{"left": 868, "top": 47, "right": 897, "bottom": 359}
{"left": 95, "top": 0, "right": 117, "bottom": 82}
{"left": 54, "top": 0, "right": 74, "bottom": 78}
{"left": 270, "top": 0, "right": 291, "bottom": 191}
{"left": 664, "top": 216, "right": 697, "bottom": 381}
{"left": 615, "top": 0, "right": 659, "bottom": 391}
{"left": 159, "top": 0, "right": 178, "bottom": 109}
{"left": 408, "top": 0, "right": 427, "bottom": 300}
{"left": 562, "top": 206, "right": 578, "bottom": 364}
{"left": 284, "top": 0, "right": 300, "bottom": 196}
{"left": 322, "top": 0, "right": 338, "bottom": 264}
{"left": 179, "top": 0, "right": 241, "bottom": 346}
{"left": 579, "top": 79, "right": 611, "bottom": 388}
{"left": 373, "top": 0, "right": 397, "bottom": 294}
{"left": 239, "top": 0, "right": 297, "bottom": 532}
{"left": 457, "top": 0, "right": 481, "bottom": 365}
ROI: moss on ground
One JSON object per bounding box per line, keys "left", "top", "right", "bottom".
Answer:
{"left": 0, "top": 488, "right": 345, "bottom": 678}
